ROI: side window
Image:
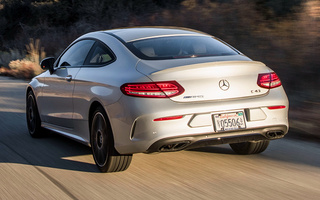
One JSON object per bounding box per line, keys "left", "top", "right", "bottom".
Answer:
{"left": 58, "top": 40, "right": 95, "bottom": 67}
{"left": 84, "top": 42, "right": 115, "bottom": 65}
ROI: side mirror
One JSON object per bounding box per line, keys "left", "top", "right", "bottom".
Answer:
{"left": 40, "top": 57, "right": 55, "bottom": 74}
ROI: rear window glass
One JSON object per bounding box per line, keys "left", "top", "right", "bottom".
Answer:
{"left": 126, "top": 36, "right": 239, "bottom": 60}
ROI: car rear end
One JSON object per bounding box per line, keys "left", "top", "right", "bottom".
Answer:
{"left": 112, "top": 59, "right": 288, "bottom": 154}
{"left": 106, "top": 29, "right": 289, "bottom": 154}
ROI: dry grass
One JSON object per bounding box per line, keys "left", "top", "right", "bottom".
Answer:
{"left": 25, "top": 38, "right": 46, "bottom": 64}
{"left": 0, "top": 39, "right": 45, "bottom": 79}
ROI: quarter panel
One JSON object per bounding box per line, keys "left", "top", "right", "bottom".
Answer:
{"left": 71, "top": 54, "right": 148, "bottom": 143}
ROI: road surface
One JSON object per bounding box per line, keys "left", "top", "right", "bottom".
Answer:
{"left": 0, "top": 76, "right": 319, "bottom": 199}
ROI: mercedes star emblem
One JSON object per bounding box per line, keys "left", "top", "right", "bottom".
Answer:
{"left": 219, "top": 79, "right": 230, "bottom": 91}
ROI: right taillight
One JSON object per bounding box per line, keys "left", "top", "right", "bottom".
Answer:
{"left": 257, "top": 72, "right": 282, "bottom": 89}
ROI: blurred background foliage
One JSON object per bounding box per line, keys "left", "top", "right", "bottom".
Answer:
{"left": 0, "top": 0, "right": 319, "bottom": 134}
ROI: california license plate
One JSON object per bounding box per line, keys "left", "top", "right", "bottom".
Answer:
{"left": 213, "top": 112, "right": 246, "bottom": 132}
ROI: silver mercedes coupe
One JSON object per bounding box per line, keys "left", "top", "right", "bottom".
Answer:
{"left": 26, "top": 27, "right": 289, "bottom": 172}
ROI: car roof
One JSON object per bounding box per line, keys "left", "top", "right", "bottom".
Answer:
{"left": 103, "top": 27, "right": 209, "bottom": 43}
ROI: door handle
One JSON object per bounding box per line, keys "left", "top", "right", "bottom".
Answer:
{"left": 65, "top": 75, "right": 72, "bottom": 81}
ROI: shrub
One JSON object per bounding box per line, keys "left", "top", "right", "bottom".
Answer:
{"left": 0, "top": 38, "right": 45, "bottom": 79}
{"left": 7, "top": 59, "right": 43, "bottom": 79}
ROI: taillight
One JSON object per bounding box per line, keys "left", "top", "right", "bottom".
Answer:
{"left": 120, "top": 81, "right": 184, "bottom": 98}
{"left": 257, "top": 72, "right": 282, "bottom": 89}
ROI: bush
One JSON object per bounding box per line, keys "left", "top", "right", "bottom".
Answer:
{"left": 0, "top": 38, "right": 45, "bottom": 79}
{"left": 7, "top": 59, "right": 43, "bottom": 79}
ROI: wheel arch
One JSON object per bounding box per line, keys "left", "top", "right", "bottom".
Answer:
{"left": 26, "top": 86, "right": 40, "bottom": 116}
{"left": 88, "top": 101, "right": 116, "bottom": 146}
{"left": 26, "top": 86, "right": 34, "bottom": 99}
{"left": 26, "top": 85, "right": 44, "bottom": 137}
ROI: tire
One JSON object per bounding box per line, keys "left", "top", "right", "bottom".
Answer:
{"left": 26, "top": 91, "right": 43, "bottom": 138}
{"left": 230, "top": 140, "right": 270, "bottom": 155}
{"left": 90, "top": 106, "right": 132, "bottom": 173}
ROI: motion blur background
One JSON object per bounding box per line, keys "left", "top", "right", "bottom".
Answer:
{"left": 0, "top": 0, "right": 319, "bottom": 137}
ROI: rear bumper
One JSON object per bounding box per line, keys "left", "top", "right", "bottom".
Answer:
{"left": 107, "top": 87, "right": 289, "bottom": 154}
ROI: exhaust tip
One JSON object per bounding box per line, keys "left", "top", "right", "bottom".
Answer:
{"left": 159, "top": 141, "right": 191, "bottom": 152}
{"left": 266, "top": 131, "right": 285, "bottom": 139}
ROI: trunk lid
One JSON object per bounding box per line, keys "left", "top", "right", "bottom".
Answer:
{"left": 136, "top": 56, "right": 271, "bottom": 102}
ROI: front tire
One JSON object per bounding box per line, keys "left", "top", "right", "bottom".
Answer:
{"left": 91, "top": 107, "right": 132, "bottom": 173}
{"left": 26, "top": 91, "right": 42, "bottom": 138}
{"left": 230, "top": 140, "right": 270, "bottom": 155}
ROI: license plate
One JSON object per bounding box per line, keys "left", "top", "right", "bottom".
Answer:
{"left": 213, "top": 112, "right": 246, "bottom": 132}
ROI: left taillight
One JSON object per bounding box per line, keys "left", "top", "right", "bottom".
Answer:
{"left": 120, "top": 81, "right": 185, "bottom": 98}
{"left": 257, "top": 72, "right": 282, "bottom": 89}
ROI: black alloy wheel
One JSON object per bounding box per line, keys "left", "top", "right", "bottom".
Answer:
{"left": 91, "top": 106, "right": 132, "bottom": 172}
{"left": 26, "top": 91, "right": 42, "bottom": 137}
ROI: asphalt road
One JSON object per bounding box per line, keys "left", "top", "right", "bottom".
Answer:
{"left": 0, "top": 76, "right": 319, "bottom": 200}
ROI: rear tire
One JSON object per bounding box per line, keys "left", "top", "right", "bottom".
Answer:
{"left": 230, "top": 140, "right": 270, "bottom": 155}
{"left": 90, "top": 106, "right": 132, "bottom": 173}
{"left": 26, "top": 91, "right": 43, "bottom": 138}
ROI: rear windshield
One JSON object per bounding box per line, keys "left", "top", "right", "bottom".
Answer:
{"left": 126, "top": 36, "right": 239, "bottom": 60}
